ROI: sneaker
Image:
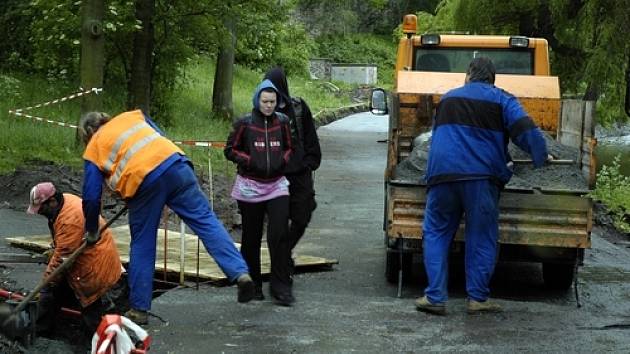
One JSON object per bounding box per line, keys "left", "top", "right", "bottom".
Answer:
{"left": 466, "top": 299, "right": 502, "bottom": 314}
{"left": 125, "top": 308, "right": 148, "bottom": 325}
{"left": 237, "top": 274, "right": 255, "bottom": 303}
{"left": 414, "top": 296, "right": 446, "bottom": 316}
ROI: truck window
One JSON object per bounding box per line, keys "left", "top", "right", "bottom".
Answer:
{"left": 414, "top": 48, "right": 534, "bottom": 75}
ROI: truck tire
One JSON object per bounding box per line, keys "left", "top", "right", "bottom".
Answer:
{"left": 385, "top": 251, "right": 412, "bottom": 283}
{"left": 542, "top": 262, "right": 576, "bottom": 290}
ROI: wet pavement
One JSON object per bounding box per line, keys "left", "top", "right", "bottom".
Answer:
{"left": 2, "top": 112, "right": 630, "bottom": 352}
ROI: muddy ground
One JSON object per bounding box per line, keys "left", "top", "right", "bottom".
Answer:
{"left": 0, "top": 160, "right": 240, "bottom": 235}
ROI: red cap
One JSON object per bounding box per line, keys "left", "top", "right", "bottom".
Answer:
{"left": 27, "top": 182, "right": 56, "bottom": 215}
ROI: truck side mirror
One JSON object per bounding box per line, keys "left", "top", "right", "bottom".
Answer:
{"left": 370, "top": 88, "right": 388, "bottom": 115}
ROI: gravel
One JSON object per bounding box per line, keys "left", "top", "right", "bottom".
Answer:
{"left": 394, "top": 131, "right": 589, "bottom": 190}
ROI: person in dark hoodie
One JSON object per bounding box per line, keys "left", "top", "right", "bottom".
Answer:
{"left": 263, "top": 67, "right": 322, "bottom": 275}
{"left": 224, "top": 79, "right": 295, "bottom": 306}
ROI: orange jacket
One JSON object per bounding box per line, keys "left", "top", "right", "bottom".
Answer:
{"left": 44, "top": 194, "right": 122, "bottom": 307}
{"left": 82, "top": 110, "right": 183, "bottom": 199}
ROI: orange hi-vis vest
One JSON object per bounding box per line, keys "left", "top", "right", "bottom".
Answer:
{"left": 83, "top": 110, "right": 184, "bottom": 199}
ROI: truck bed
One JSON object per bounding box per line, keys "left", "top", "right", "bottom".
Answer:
{"left": 386, "top": 181, "right": 592, "bottom": 249}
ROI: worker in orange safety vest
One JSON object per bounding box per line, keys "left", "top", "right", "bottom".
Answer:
{"left": 26, "top": 182, "right": 127, "bottom": 335}
{"left": 78, "top": 110, "right": 255, "bottom": 325}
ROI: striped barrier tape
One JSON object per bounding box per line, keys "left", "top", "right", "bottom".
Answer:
{"left": 7, "top": 110, "right": 78, "bottom": 129}
{"left": 173, "top": 140, "right": 226, "bottom": 148}
{"left": 9, "top": 88, "right": 228, "bottom": 150}
{"left": 8, "top": 87, "right": 103, "bottom": 130}
{"left": 13, "top": 87, "right": 102, "bottom": 113}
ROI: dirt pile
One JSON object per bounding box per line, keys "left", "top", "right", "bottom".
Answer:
{"left": 0, "top": 160, "right": 241, "bottom": 234}
{"left": 394, "top": 132, "right": 589, "bottom": 190}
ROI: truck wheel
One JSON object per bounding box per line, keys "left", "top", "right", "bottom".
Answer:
{"left": 542, "top": 262, "right": 575, "bottom": 290}
{"left": 385, "top": 251, "right": 412, "bottom": 283}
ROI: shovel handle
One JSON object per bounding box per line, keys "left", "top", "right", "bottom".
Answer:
{"left": 5, "top": 206, "right": 127, "bottom": 320}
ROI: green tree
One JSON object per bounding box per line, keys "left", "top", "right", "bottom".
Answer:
{"left": 416, "top": 0, "right": 630, "bottom": 124}
{"left": 127, "top": 0, "right": 155, "bottom": 112}
{"left": 80, "top": 0, "right": 106, "bottom": 114}
{"left": 2, "top": 0, "right": 310, "bottom": 123}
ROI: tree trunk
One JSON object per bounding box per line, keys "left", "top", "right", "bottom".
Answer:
{"left": 79, "top": 0, "right": 105, "bottom": 115}
{"left": 625, "top": 53, "right": 630, "bottom": 117}
{"left": 212, "top": 15, "right": 236, "bottom": 121}
{"left": 583, "top": 82, "right": 600, "bottom": 101}
{"left": 127, "top": 0, "right": 155, "bottom": 113}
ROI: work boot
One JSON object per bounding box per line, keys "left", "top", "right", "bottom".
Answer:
{"left": 125, "top": 308, "right": 148, "bottom": 325}
{"left": 237, "top": 274, "right": 255, "bottom": 303}
{"left": 466, "top": 299, "right": 502, "bottom": 314}
{"left": 414, "top": 296, "right": 446, "bottom": 316}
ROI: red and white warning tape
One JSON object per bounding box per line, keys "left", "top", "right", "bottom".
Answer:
{"left": 8, "top": 87, "right": 103, "bottom": 130}
{"left": 7, "top": 110, "right": 78, "bottom": 129}
{"left": 8, "top": 88, "right": 228, "bottom": 150}
{"left": 13, "top": 87, "right": 103, "bottom": 113}
{"left": 172, "top": 140, "right": 226, "bottom": 148}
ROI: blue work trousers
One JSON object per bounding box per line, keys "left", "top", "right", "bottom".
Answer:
{"left": 127, "top": 161, "right": 248, "bottom": 310}
{"left": 422, "top": 179, "right": 500, "bottom": 303}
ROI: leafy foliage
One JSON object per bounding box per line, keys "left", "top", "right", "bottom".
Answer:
{"left": 590, "top": 155, "right": 630, "bottom": 233}
{"left": 412, "top": 0, "right": 630, "bottom": 125}
{"left": 296, "top": 0, "right": 441, "bottom": 35}
{"left": 234, "top": 1, "right": 313, "bottom": 76}
{"left": 415, "top": 0, "right": 458, "bottom": 33}
{"left": 314, "top": 34, "right": 397, "bottom": 86}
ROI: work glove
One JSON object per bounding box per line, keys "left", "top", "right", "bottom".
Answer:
{"left": 84, "top": 231, "right": 100, "bottom": 245}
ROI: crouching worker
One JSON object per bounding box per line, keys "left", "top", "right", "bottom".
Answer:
{"left": 26, "top": 182, "right": 127, "bottom": 335}
{"left": 78, "top": 110, "right": 255, "bottom": 325}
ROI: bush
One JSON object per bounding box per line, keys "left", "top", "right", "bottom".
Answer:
{"left": 590, "top": 155, "right": 630, "bottom": 233}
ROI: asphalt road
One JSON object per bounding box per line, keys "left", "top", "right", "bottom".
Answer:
{"left": 2, "top": 112, "right": 630, "bottom": 352}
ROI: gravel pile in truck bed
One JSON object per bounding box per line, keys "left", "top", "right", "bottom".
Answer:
{"left": 394, "top": 132, "right": 589, "bottom": 191}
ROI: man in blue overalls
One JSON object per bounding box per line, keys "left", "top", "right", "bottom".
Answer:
{"left": 416, "top": 57, "right": 550, "bottom": 315}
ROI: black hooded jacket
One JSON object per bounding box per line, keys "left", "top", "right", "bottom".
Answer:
{"left": 224, "top": 80, "right": 293, "bottom": 181}
{"left": 264, "top": 67, "right": 322, "bottom": 175}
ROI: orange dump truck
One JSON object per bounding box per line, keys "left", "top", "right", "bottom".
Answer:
{"left": 372, "top": 15, "right": 597, "bottom": 291}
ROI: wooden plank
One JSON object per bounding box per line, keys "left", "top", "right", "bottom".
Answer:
{"left": 559, "top": 99, "right": 584, "bottom": 149}
{"left": 6, "top": 225, "right": 337, "bottom": 282}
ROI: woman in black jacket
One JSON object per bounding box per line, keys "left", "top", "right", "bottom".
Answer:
{"left": 224, "top": 79, "right": 295, "bottom": 305}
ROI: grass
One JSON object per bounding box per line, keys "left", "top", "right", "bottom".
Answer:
{"left": 0, "top": 56, "right": 359, "bottom": 174}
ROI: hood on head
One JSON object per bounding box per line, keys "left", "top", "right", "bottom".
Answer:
{"left": 252, "top": 79, "right": 281, "bottom": 111}
{"left": 264, "top": 67, "right": 290, "bottom": 105}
